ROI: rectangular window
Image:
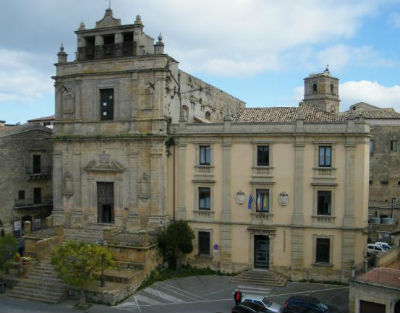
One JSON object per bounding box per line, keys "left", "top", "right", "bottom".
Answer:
{"left": 198, "top": 231, "right": 210, "bottom": 255}
{"left": 391, "top": 140, "right": 398, "bottom": 152}
{"left": 256, "top": 189, "right": 269, "bottom": 212}
{"left": 317, "top": 191, "right": 331, "bottom": 215}
{"left": 318, "top": 146, "right": 332, "bottom": 167}
{"left": 316, "top": 238, "right": 330, "bottom": 263}
{"left": 257, "top": 146, "right": 269, "bottom": 166}
{"left": 18, "top": 190, "right": 25, "bottom": 200}
{"left": 33, "top": 188, "right": 41, "bottom": 204}
{"left": 199, "top": 187, "right": 211, "bottom": 210}
{"left": 100, "top": 89, "right": 114, "bottom": 120}
{"left": 199, "top": 145, "right": 211, "bottom": 165}
{"left": 33, "top": 155, "right": 41, "bottom": 174}
{"left": 370, "top": 140, "right": 374, "bottom": 157}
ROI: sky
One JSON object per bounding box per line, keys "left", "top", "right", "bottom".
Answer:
{"left": 1, "top": 0, "right": 400, "bottom": 124}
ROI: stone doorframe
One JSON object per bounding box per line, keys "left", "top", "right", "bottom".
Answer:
{"left": 248, "top": 226, "right": 276, "bottom": 270}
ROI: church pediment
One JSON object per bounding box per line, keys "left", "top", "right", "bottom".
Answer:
{"left": 96, "top": 9, "right": 121, "bottom": 28}
{"left": 84, "top": 152, "right": 125, "bottom": 173}
{"left": 84, "top": 160, "right": 125, "bottom": 173}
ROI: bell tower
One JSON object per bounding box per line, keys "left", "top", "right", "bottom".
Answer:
{"left": 303, "top": 66, "right": 340, "bottom": 114}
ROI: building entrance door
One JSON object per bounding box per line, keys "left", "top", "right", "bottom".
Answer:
{"left": 97, "top": 182, "right": 114, "bottom": 223}
{"left": 254, "top": 235, "right": 269, "bottom": 269}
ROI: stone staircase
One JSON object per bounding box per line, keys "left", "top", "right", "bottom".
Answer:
{"left": 63, "top": 223, "right": 112, "bottom": 243}
{"left": 232, "top": 270, "right": 287, "bottom": 288}
{"left": 6, "top": 257, "right": 67, "bottom": 303}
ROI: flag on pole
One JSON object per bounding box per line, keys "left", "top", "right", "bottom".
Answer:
{"left": 248, "top": 194, "right": 254, "bottom": 210}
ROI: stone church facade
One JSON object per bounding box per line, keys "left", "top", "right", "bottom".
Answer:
{"left": 51, "top": 9, "right": 369, "bottom": 283}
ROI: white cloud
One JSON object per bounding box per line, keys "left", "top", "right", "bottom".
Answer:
{"left": 389, "top": 12, "right": 400, "bottom": 28}
{"left": 316, "top": 45, "right": 394, "bottom": 70}
{"left": 115, "top": 0, "right": 382, "bottom": 76}
{"left": 340, "top": 81, "right": 400, "bottom": 110}
{"left": 0, "top": 49, "right": 53, "bottom": 104}
{"left": 293, "top": 81, "right": 400, "bottom": 111}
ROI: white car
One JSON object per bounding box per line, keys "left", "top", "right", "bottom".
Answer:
{"left": 375, "top": 242, "right": 392, "bottom": 251}
{"left": 241, "top": 295, "right": 283, "bottom": 313}
{"left": 367, "top": 243, "right": 384, "bottom": 255}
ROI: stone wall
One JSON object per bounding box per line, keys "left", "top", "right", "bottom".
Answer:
{"left": 0, "top": 125, "right": 53, "bottom": 233}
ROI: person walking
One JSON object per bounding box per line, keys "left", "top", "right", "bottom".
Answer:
{"left": 234, "top": 289, "right": 242, "bottom": 305}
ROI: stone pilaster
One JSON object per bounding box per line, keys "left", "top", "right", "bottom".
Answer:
{"left": 291, "top": 229, "right": 305, "bottom": 280}
{"left": 177, "top": 143, "right": 187, "bottom": 220}
{"left": 148, "top": 144, "right": 166, "bottom": 228}
{"left": 126, "top": 151, "right": 140, "bottom": 231}
{"left": 293, "top": 138, "right": 305, "bottom": 225}
{"left": 220, "top": 140, "right": 233, "bottom": 271}
{"left": 71, "top": 149, "right": 83, "bottom": 227}
{"left": 343, "top": 140, "right": 356, "bottom": 227}
{"left": 114, "top": 178, "right": 124, "bottom": 226}
{"left": 52, "top": 151, "right": 64, "bottom": 226}
{"left": 341, "top": 230, "right": 355, "bottom": 282}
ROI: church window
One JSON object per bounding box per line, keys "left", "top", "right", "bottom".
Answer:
{"left": 313, "top": 83, "right": 318, "bottom": 94}
{"left": 199, "top": 187, "right": 211, "bottom": 210}
{"left": 391, "top": 140, "right": 398, "bottom": 152}
{"left": 205, "top": 111, "right": 211, "bottom": 121}
{"left": 198, "top": 231, "right": 210, "bottom": 255}
{"left": 316, "top": 238, "right": 330, "bottom": 263}
{"left": 318, "top": 146, "right": 331, "bottom": 167}
{"left": 330, "top": 84, "right": 334, "bottom": 94}
{"left": 256, "top": 189, "right": 269, "bottom": 212}
{"left": 257, "top": 145, "right": 269, "bottom": 166}
{"left": 370, "top": 140, "right": 374, "bottom": 157}
{"left": 317, "top": 191, "right": 331, "bottom": 215}
{"left": 199, "top": 145, "right": 211, "bottom": 165}
{"left": 33, "top": 155, "right": 41, "bottom": 174}
{"left": 100, "top": 89, "right": 114, "bottom": 120}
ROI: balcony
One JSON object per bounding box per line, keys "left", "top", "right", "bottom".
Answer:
{"left": 313, "top": 167, "right": 336, "bottom": 178}
{"left": 250, "top": 211, "right": 273, "bottom": 225}
{"left": 78, "top": 42, "right": 135, "bottom": 61}
{"left": 194, "top": 165, "right": 214, "bottom": 178}
{"left": 193, "top": 210, "right": 215, "bottom": 222}
{"left": 312, "top": 215, "right": 336, "bottom": 224}
{"left": 14, "top": 198, "right": 53, "bottom": 210}
{"left": 25, "top": 166, "right": 52, "bottom": 181}
{"left": 252, "top": 166, "right": 273, "bottom": 178}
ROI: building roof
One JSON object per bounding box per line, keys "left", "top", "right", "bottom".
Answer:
{"left": 27, "top": 115, "right": 55, "bottom": 122}
{"left": 342, "top": 102, "right": 400, "bottom": 119}
{"left": 233, "top": 105, "right": 345, "bottom": 123}
{"left": 357, "top": 267, "right": 400, "bottom": 289}
{"left": 0, "top": 123, "right": 52, "bottom": 138}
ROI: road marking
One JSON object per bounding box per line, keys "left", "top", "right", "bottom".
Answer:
{"left": 267, "top": 286, "right": 348, "bottom": 298}
{"left": 134, "top": 295, "right": 142, "bottom": 313}
{"left": 135, "top": 294, "right": 164, "bottom": 305}
{"left": 157, "top": 282, "right": 206, "bottom": 301}
{"left": 145, "top": 287, "right": 184, "bottom": 303}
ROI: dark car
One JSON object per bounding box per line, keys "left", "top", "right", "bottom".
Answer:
{"left": 283, "top": 295, "right": 336, "bottom": 313}
{"left": 232, "top": 302, "right": 271, "bottom": 313}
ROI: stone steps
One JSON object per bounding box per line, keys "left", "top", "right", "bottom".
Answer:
{"left": 6, "top": 257, "right": 67, "bottom": 304}
{"left": 232, "top": 270, "right": 287, "bottom": 288}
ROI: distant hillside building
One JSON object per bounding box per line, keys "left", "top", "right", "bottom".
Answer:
{"left": 0, "top": 122, "right": 53, "bottom": 234}
{"left": 343, "top": 102, "right": 400, "bottom": 244}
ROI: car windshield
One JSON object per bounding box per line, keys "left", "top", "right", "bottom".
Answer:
{"left": 262, "top": 298, "right": 272, "bottom": 306}
{"left": 318, "top": 303, "right": 329, "bottom": 310}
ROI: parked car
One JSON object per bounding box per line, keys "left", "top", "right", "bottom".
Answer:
{"left": 232, "top": 302, "right": 270, "bottom": 313}
{"left": 242, "top": 295, "right": 283, "bottom": 313}
{"left": 283, "top": 295, "right": 336, "bottom": 313}
{"left": 375, "top": 242, "right": 392, "bottom": 251}
{"left": 367, "top": 243, "right": 384, "bottom": 255}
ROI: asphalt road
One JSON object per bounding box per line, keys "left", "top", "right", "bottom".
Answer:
{"left": 0, "top": 275, "right": 349, "bottom": 313}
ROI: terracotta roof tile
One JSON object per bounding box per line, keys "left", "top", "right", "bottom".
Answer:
{"left": 233, "top": 105, "right": 345, "bottom": 123}
{"left": 357, "top": 267, "right": 400, "bottom": 289}
{"left": 342, "top": 109, "right": 400, "bottom": 119}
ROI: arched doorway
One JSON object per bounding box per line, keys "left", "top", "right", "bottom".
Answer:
{"left": 394, "top": 299, "right": 400, "bottom": 313}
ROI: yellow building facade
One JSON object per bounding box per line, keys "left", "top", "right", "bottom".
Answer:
{"left": 168, "top": 104, "right": 370, "bottom": 282}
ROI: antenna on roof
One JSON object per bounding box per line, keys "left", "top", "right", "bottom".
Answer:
{"left": 105, "top": 0, "right": 111, "bottom": 9}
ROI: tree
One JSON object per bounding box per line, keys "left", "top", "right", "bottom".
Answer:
{"left": 158, "top": 221, "right": 194, "bottom": 269}
{"left": 0, "top": 234, "right": 17, "bottom": 274}
{"left": 51, "top": 241, "right": 114, "bottom": 306}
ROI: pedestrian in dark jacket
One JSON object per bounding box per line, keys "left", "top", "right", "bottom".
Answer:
{"left": 234, "top": 289, "right": 242, "bottom": 305}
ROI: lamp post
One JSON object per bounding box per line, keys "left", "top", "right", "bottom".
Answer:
{"left": 100, "top": 254, "right": 105, "bottom": 287}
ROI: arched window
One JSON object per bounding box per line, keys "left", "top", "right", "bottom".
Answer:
{"left": 205, "top": 111, "right": 211, "bottom": 121}
{"left": 182, "top": 105, "right": 189, "bottom": 121}
{"left": 313, "top": 83, "right": 318, "bottom": 94}
{"left": 330, "top": 84, "right": 334, "bottom": 94}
